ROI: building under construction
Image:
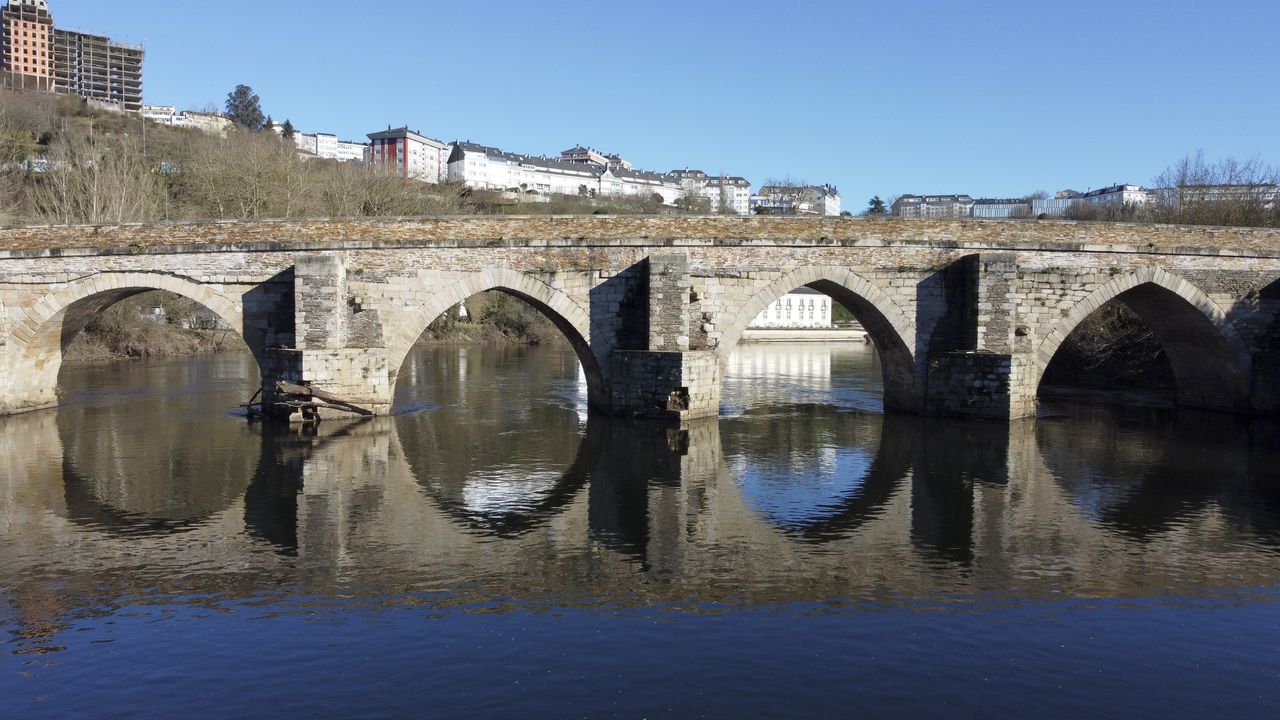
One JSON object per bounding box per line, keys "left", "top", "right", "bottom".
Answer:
{"left": 1, "top": 1, "right": 143, "bottom": 111}
{"left": 53, "top": 27, "right": 143, "bottom": 111}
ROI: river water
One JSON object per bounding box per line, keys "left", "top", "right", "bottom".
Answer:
{"left": 2, "top": 342, "right": 1279, "bottom": 718}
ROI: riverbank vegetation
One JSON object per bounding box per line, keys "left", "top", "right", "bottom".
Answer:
{"left": 64, "top": 291, "right": 242, "bottom": 363}
{"left": 1040, "top": 303, "right": 1174, "bottom": 393}
{"left": 421, "top": 292, "right": 560, "bottom": 346}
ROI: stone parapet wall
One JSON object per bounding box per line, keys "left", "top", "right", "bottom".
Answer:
{"left": 1, "top": 216, "right": 1278, "bottom": 257}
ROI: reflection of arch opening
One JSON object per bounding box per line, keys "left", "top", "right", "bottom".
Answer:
{"left": 57, "top": 399, "right": 258, "bottom": 538}
{"left": 7, "top": 273, "right": 258, "bottom": 410}
{"left": 1036, "top": 409, "right": 1267, "bottom": 541}
{"left": 718, "top": 267, "right": 919, "bottom": 412}
{"left": 1035, "top": 268, "right": 1252, "bottom": 411}
{"left": 721, "top": 408, "right": 913, "bottom": 542}
{"left": 387, "top": 269, "right": 605, "bottom": 411}
{"left": 396, "top": 410, "right": 598, "bottom": 538}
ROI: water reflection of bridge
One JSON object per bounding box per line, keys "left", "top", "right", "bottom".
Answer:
{"left": 2, "top": 402, "right": 1278, "bottom": 614}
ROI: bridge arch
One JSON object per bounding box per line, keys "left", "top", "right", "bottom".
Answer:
{"left": 1035, "top": 267, "right": 1253, "bottom": 411}
{"left": 717, "top": 266, "right": 920, "bottom": 412}
{"left": 386, "top": 268, "right": 604, "bottom": 409}
{"left": 4, "top": 272, "right": 254, "bottom": 413}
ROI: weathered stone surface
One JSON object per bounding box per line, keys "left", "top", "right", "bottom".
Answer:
{"left": 0, "top": 216, "right": 1277, "bottom": 419}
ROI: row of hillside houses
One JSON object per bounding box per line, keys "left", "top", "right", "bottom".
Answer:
{"left": 892, "top": 186, "right": 1153, "bottom": 219}
{"left": 893, "top": 183, "right": 1279, "bottom": 219}
{"left": 137, "top": 108, "right": 841, "bottom": 215}
{"left": 142, "top": 105, "right": 235, "bottom": 135}
{"left": 364, "top": 126, "right": 837, "bottom": 215}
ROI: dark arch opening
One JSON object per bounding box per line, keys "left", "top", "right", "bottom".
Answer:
{"left": 1039, "top": 282, "right": 1249, "bottom": 411}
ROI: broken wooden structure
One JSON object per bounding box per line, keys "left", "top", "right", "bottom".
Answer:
{"left": 244, "top": 381, "right": 374, "bottom": 424}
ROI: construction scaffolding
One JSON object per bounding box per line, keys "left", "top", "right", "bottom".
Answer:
{"left": 53, "top": 27, "right": 143, "bottom": 112}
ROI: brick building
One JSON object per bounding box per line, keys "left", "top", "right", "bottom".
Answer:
{"left": 0, "top": 0, "right": 54, "bottom": 92}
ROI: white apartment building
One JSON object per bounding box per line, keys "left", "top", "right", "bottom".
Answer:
{"left": 971, "top": 198, "right": 1032, "bottom": 219}
{"left": 367, "top": 127, "right": 450, "bottom": 182}
{"left": 450, "top": 142, "right": 601, "bottom": 195}
{"left": 749, "top": 288, "right": 834, "bottom": 328}
{"left": 141, "top": 105, "right": 233, "bottom": 135}
{"left": 175, "top": 110, "right": 233, "bottom": 135}
{"left": 1079, "top": 184, "right": 1152, "bottom": 207}
{"left": 334, "top": 139, "right": 366, "bottom": 163}
{"left": 291, "top": 131, "right": 367, "bottom": 163}
{"left": 752, "top": 184, "right": 842, "bottom": 216}
{"left": 449, "top": 141, "right": 685, "bottom": 202}
{"left": 141, "top": 104, "right": 176, "bottom": 124}
{"left": 892, "top": 194, "right": 975, "bottom": 218}
{"left": 671, "top": 169, "right": 752, "bottom": 214}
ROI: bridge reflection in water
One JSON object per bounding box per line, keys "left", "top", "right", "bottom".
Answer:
{"left": 1, "top": 344, "right": 1278, "bottom": 621}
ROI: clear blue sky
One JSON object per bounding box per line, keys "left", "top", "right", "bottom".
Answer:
{"left": 54, "top": 0, "right": 1280, "bottom": 208}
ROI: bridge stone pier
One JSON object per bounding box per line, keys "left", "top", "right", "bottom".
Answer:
{"left": 1, "top": 216, "right": 1278, "bottom": 420}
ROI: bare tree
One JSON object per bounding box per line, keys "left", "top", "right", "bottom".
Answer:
{"left": 1149, "top": 151, "right": 1279, "bottom": 227}
{"left": 28, "top": 131, "right": 162, "bottom": 224}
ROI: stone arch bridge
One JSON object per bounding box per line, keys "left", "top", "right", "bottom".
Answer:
{"left": 1, "top": 216, "right": 1277, "bottom": 420}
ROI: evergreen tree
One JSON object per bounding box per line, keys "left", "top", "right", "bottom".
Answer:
{"left": 225, "top": 85, "right": 265, "bottom": 130}
{"left": 867, "top": 195, "right": 887, "bottom": 215}
{"left": 281, "top": 119, "right": 296, "bottom": 139}
{"left": 263, "top": 115, "right": 275, "bottom": 132}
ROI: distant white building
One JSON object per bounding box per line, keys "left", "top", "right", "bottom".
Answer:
{"left": 892, "top": 194, "right": 975, "bottom": 218}
{"left": 749, "top": 288, "right": 833, "bottom": 328}
{"left": 448, "top": 140, "right": 685, "bottom": 202}
{"left": 752, "top": 184, "right": 842, "bottom": 216}
{"left": 334, "top": 139, "right": 367, "bottom": 163}
{"left": 368, "top": 127, "right": 450, "bottom": 182}
{"left": 450, "top": 141, "right": 602, "bottom": 195}
{"left": 291, "top": 131, "right": 367, "bottom": 163}
{"left": 1079, "top": 184, "right": 1152, "bottom": 208}
{"left": 142, "top": 105, "right": 234, "bottom": 136}
{"left": 141, "top": 104, "right": 176, "bottom": 125}
{"left": 600, "top": 166, "right": 683, "bottom": 205}
{"left": 671, "top": 169, "right": 752, "bottom": 215}
{"left": 971, "top": 198, "right": 1032, "bottom": 219}
{"left": 176, "top": 110, "right": 233, "bottom": 136}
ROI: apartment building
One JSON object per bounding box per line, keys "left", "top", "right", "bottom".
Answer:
{"left": 752, "top": 184, "right": 842, "bottom": 216}
{"left": 291, "top": 132, "right": 367, "bottom": 163}
{"left": 671, "top": 169, "right": 753, "bottom": 215}
{"left": 892, "top": 194, "right": 975, "bottom": 218}
{"left": 971, "top": 198, "right": 1032, "bottom": 219}
{"left": 367, "top": 127, "right": 450, "bottom": 182}
{"left": 449, "top": 140, "right": 686, "bottom": 203}
{"left": 0, "top": 0, "right": 53, "bottom": 91}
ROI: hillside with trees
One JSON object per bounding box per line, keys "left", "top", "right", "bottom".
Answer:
{"left": 0, "top": 90, "right": 676, "bottom": 227}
